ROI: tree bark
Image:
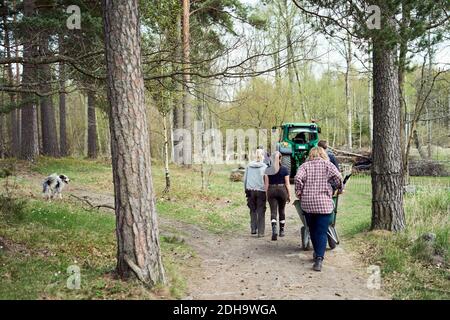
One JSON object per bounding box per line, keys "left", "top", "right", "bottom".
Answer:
{"left": 412, "top": 129, "right": 427, "bottom": 159}
{"left": 102, "top": 0, "right": 166, "bottom": 286}
{"left": 163, "top": 112, "right": 170, "bottom": 194}
{"left": 20, "top": 0, "right": 39, "bottom": 161}
{"left": 39, "top": 33, "right": 59, "bottom": 157}
{"left": 172, "top": 12, "right": 183, "bottom": 164}
{"left": 2, "top": 3, "right": 20, "bottom": 157}
{"left": 59, "top": 37, "right": 68, "bottom": 157}
{"left": 371, "top": 36, "right": 405, "bottom": 232}
{"left": 87, "top": 91, "right": 98, "bottom": 159}
{"left": 368, "top": 48, "right": 373, "bottom": 146}
{"left": 345, "top": 32, "right": 352, "bottom": 149}
{"left": 182, "top": 0, "right": 192, "bottom": 167}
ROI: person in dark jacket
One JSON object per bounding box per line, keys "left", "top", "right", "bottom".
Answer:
{"left": 264, "top": 151, "right": 292, "bottom": 241}
{"left": 318, "top": 140, "right": 339, "bottom": 170}
{"left": 244, "top": 149, "right": 268, "bottom": 237}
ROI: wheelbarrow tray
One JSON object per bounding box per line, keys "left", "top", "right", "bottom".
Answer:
{"left": 293, "top": 198, "right": 340, "bottom": 250}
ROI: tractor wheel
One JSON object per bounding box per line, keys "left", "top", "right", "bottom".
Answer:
{"left": 281, "top": 155, "right": 291, "bottom": 175}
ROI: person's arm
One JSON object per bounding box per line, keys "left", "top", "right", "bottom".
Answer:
{"left": 243, "top": 168, "right": 248, "bottom": 191}
{"left": 329, "top": 153, "right": 339, "bottom": 171}
{"left": 294, "top": 166, "right": 306, "bottom": 199}
{"left": 264, "top": 175, "right": 269, "bottom": 193}
{"left": 284, "top": 175, "right": 291, "bottom": 203}
{"left": 328, "top": 163, "right": 343, "bottom": 194}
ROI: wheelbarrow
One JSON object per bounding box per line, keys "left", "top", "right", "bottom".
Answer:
{"left": 293, "top": 174, "right": 351, "bottom": 251}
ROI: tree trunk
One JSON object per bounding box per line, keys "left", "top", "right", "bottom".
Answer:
{"left": 163, "top": 112, "right": 170, "bottom": 194}
{"left": 281, "top": 0, "right": 295, "bottom": 117}
{"left": 20, "top": 0, "right": 39, "bottom": 161}
{"left": 182, "top": 0, "right": 192, "bottom": 167}
{"left": 398, "top": 3, "right": 410, "bottom": 181}
{"left": 2, "top": 3, "right": 20, "bottom": 157}
{"left": 59, "top": 38, "right": 68, "bottom": 156}
{"left": 172, "top": 12, "right": 184, "bottom": 164}
{"left": 447, "top": 94, "right": 450, "bottom": 133}
{"left": 427, "top": 110, "right": 432, "bottom": 159}
{"left": 412, "top": 129, "right": 427, "bottom": 159}
{"left": 87, "top": 91, "right": 97, "bottom": 159}
{"left": 345, "top": 32, "right": 352, "bottom": 149}
{"left": 39, "top": 34, "right": 59, "bottom": 157}
{"left": 371, "top": 37, "right": 405, "bottom": 232}
{"left": 102, "top": 0, "right": 166, "bottom": 286}
{"left": 368, "top": 44, "right": 373, "bottom": 146}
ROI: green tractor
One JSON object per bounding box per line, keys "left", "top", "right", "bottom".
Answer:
{"left": 274, "top": 122, "right": 321, "bottom": 178}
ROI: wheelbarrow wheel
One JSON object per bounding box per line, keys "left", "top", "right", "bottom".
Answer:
{"left": 301, "top": 226, "right": 311, "bottom": 251}
{"left": 327, "top": 226, "right": 339, "bottom": 249}
{"left": 327, "top": 234, "right": 337, "bottom": 249}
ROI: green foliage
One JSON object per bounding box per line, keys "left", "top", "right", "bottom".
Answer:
{"left": 0, "top": 195, "right": 27, "bottom": 223}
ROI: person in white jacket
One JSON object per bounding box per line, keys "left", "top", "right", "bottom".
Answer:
{"left": 244, "top": 149, "right": 268, "bottom": 237}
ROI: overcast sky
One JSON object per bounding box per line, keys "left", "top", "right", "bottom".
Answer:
{"left": 240, "top": 0, "right": 450, "bottom": 73}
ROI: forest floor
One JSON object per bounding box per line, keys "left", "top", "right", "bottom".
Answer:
{"left": 0, "top": 158, "right": 448, "bottom": 299}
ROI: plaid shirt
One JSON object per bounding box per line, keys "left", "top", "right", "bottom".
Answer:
{"left": 294, "top": 158, "right": 343, "bottom": 214}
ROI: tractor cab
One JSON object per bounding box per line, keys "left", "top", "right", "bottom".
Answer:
{"left": 274, "top": 122, "right": 321, "bottom": 177}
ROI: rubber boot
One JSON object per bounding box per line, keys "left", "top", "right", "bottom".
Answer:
{"left": 271, "top": 222, "right": 278, "bottom": 241}
{"left": 279, "top": 222, "right": 285, "bottom": 237}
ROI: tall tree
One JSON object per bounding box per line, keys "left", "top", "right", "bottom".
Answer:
{"left": 87, "top": 91, "right": 97, "bottom": 159}
{"left": 2, "top": 0, "right": 20, "bottom": 157}
{"left": 370, "top": 12, "right": 404, "bottom": 230}
{"left": 181, "top": 0, "right": 192, "bottom": 167}
{"left": 39, "top": 32, "right": 59, "bottom": 157}
{"left": 293, "top": 0, "right": 406, "bottom": 231}
{"left": 344, "top": 31, "right": 353, "bottom": 150}
{"left": 59, "top": 56, "right": 69, "bottom": 157}
{"left": 102, "top": 0, "right": 166, "bottom": 285}
{"left": 20, "top": 0, "right": 39, "bottom": 161}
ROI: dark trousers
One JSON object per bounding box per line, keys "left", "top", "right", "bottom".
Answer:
{"left": 267, "top": 185, "right": 288, "bottom": 223}
{"left": 305, "top": 213, "right": 331, "bottom": 259}
{"left": 246, "top": 190, "right": 266, "bottom": 236}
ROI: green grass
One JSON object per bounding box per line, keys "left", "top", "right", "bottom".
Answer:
{"left": 339, "top": 175, "right": 450, "bottom": 300}
{"left": 0, "top": 198, "right": 193, "bottom": 300}
{"left": 31, "top": 157, "right": 114, "bottom": 192}
{"left": 2, "top": 157, "right": 249, "bottom": 234}
{"left": 151, "top": 164, "right": 249, "bottom": 234}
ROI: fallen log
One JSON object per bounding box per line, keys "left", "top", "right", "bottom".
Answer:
{"left": 69, "top": 194, "right": 115, "bottom": 211}
{"left": 329, "top": 147, "right": 371, "bottom": 159}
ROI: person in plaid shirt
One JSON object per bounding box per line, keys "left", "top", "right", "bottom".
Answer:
{"left": 294, "top": 147, "right": 343, "bottom": 271}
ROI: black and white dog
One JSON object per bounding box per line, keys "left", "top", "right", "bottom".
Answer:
{"left": 42, "top": 174, "right": 70, "bottom": 200}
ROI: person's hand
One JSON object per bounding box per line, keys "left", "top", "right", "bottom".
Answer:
{"left": 287, "top": 196, "right": 291, "bottom": 203}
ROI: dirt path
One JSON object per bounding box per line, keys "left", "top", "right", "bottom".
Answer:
{"left": 175, "top": 204, "right": 387, "bottom": 300}
{"left": 24, "top": 174, "right": 387, "bottom": 300}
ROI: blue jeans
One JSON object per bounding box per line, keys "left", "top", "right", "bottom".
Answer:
{"left": 305, "top": 213, "right": 331, "bottom": 259}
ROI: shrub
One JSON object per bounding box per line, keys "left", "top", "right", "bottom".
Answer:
{"left": 0, "top": 195, "right": 27, "bottom": 223}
